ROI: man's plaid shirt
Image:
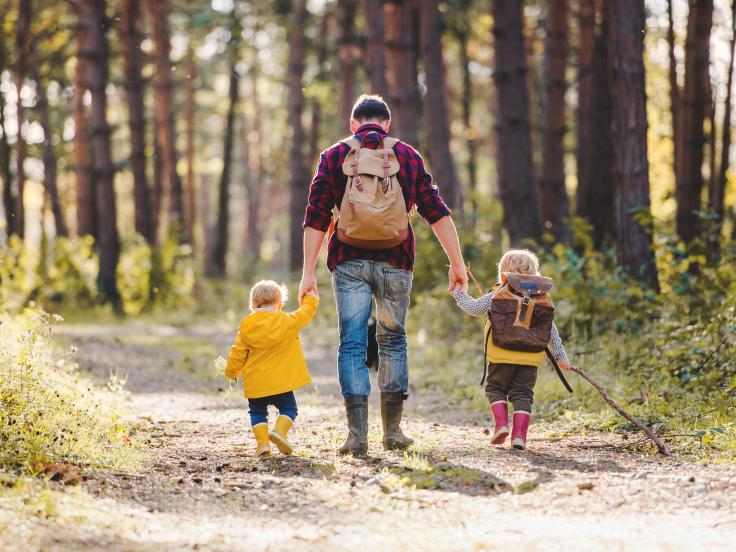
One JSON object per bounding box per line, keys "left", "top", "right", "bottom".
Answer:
{"left": 302, "top": 123, "right": 451, "bottom": 271}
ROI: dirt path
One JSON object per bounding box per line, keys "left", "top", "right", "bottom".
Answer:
{"left": 15, "top": 321, "right": 736, "bottom": 551}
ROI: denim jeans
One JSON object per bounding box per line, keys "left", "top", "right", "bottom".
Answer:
{"left": 248, "top": 391, "right": 298, "bottom": 426}
{"left": 332, "top": 260, "right": 412, "bottom": 397}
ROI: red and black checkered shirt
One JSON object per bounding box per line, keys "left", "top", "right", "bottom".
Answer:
{"left": 303, "top": 124, "right": 451, "bottom": 271}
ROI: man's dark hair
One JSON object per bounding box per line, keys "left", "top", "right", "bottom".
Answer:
{"left": 351, "top": 94, "right": 391, "bottom": 122}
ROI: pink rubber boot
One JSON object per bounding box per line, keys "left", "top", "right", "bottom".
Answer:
{"left": 511, "top": 411, "right": 531, "bottom": 450}
{"left": 489, "top": 401, "right": 510, "bottom": 445}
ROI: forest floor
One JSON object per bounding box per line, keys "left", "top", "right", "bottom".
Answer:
{"left": 5, "top": 319, "right": 736, "bottom": 551}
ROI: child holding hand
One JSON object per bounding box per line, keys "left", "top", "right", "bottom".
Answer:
{"left": 225, "top": 280, "right": 319, "bottom": 457}
{"left": 452, "top": 249, "right": 570, "bottom": 450}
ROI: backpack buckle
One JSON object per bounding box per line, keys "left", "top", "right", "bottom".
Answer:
{"left": 353, "top": 175, "right": 363, "bottom": 191}
{"left": 382, "top": 177, "right": 390, "bottom": 193}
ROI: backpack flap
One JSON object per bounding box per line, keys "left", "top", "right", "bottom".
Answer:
{"left": 502, "top": 273, "right": 554, "bottom": 295}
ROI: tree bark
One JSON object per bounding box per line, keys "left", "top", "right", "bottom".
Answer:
{"left": 709, "top": 0, "right": 735, "bottom": 228}
{"left": 288, "top": 0, "right": 307, "bottom": 271}
{"left": 14, "top": 0, "right": 32, "bottom": 240}
{"left": 211, "top": 45, "right": 239, "bottom": 277}
{"left": 667, "top": 0, "right": 681, "bottom": 185}
{"left": 419, "top": 0, "right": 460, "bottom": 211}
{"left": 310, "top": 8, "right": 329, "bottom": 165}
{"left": 454, "top": 8, "right": 477, "bottom": 223}
{"left": 337, "top": 0, "right": 358, "bottom": 125}
{"left": 0, "top": 27, "right": 15, "bottom": 237}
{"left": 82, "top": 0, "right": 121, "bottom": 306}
{"left": 575, "top": 0, "right": 594, "bottom": 221}
{"left": 74, "top": 8, "right": 95, "bottom": 239}
{"left": 576, "top": 1, "right": 615, "bottom": 248}
{"left": 605, "top": 0, "right": 659, "bottom": 290}
{"left": 364, "top": 0, "right": 388, "bottom": 97}
{"left": 385, "top": 0, "right": 419, "bottom": 146}
{"left": 492, "top": 0, "right": 540, "bottom": 245}
{"left": 540, "top": 0, "right": 569, "bottom": 241}
{"left": 244, "top": 49, "right": 264, "bottom": 261}
{"left": 147, "top": 0, "right": 185, "bottom": 240}
{"left": 676, "top": 0, "right": 713, "bottom": 244}
{"left": 121, "top": 0, "right": 155, "bottom": 244}
{"left": 185, "top": 39, "right": 197, "bottom": 249}
{"left": 32, "top": 68, "right": 68, "bottom": 237}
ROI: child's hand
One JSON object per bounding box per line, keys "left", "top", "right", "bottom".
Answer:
{"left": 306, "top": 289, "right": 320, "bottom": 300}
{"left": 557, "top": 359, "right": 572, "bottom": 371}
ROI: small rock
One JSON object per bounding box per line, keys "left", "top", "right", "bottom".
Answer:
{"left": 193, "top": 477, "right": 203, "bottom": 484}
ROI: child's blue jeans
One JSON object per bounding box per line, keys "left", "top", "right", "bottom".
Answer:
{"left": 247, "top": 391, "right": 298, "bottom": 426}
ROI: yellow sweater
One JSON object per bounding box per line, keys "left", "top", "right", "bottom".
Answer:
{"left": 225, "top": 295, "right": 319, "bottom": 399}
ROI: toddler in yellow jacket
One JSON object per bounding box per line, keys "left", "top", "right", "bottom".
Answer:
{"left": 225, "top": 280, "right": 319, "bottom": 457}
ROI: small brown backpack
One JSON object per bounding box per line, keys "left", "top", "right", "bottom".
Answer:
{"left": 488, "top": 273, "right": 555, "bottom": 352}
{"left": 336, "top": 134, "right": 409, "bottom": 250}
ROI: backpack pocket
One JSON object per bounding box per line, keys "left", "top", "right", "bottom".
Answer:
{"left": 530, "top": 305, "right": 554, "bottom": 342}
{"left": 490, "top": 299, "right": 518, "bottom": 334}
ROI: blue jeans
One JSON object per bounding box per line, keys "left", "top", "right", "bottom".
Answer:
{"left": 247, "top": 391, "right": 298, "bottom": 426}
{"left": 332, "top": 260, "right": 412, "bottom": 397}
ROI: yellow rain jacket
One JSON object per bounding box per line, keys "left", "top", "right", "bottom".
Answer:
{"left": 225, "top": 295, "right": 319, "bottom": 399}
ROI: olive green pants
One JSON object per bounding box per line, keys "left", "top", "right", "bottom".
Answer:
{"left": 485, "top": 363, "right": 538, "bottom": 412}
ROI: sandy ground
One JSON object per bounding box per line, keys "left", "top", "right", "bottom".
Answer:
{"left": 4, "top": 321, "right": 736, "bottom": 552}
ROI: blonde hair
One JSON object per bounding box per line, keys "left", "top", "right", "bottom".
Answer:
{"left": 249, "top": 280, "right": 288, "bottom": 312}
{"left": 498, "top": 249, "right": 540, "bottom": 279}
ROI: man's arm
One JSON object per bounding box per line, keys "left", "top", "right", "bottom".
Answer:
{"left": 299, "top": 227, "right": 326, "bottom": 302}
{"left": 299, "top": 150, "right": 338, "bottom": 302}
{"left": 430, "top": 216, "right": 468, "bottom": 293}
{"left": 408, "top": 147, "right": 468, "bottom": 293}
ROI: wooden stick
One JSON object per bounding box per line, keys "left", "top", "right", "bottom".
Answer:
{"left": 465, "top": 263, "right": 485, "bottom": 295}
{"left": 570, "top": 366, "right": 669, "bottom": 455}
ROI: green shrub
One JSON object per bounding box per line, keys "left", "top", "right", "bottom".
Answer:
{"left": 0, "top": 308, "right": 141, "bottom": 474}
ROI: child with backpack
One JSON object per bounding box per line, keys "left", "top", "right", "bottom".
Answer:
{"left": 225, "top": 280, "right": 319, "bottom": 457}
{"left": 452, "top": 249, "right": 570, "bottom": 450}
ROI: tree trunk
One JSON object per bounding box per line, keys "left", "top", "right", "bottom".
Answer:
{"left": 14, "top": 0, "right": 32, "bottom": 240}
{"left": 310, "top": 9, "right": 329, "bottom": 165}
{"left": 185, "top": 39, "right": 197, "bottom": 249}
{"left": 74, "top": 10, "right": 95, "bottom": 239}
{"left": 540, "top": 0, "right": 569, "bottom": 241}
{"left": 709, "top": 0, "right": 735, "bottom": 228}
{"left": 667, "top": 0, "right": 681, "bottom": 185}
{"left": 364, "top": 0, "right": 388, "bottom": 97}
{"left": 245, "top": 51, "right": 264, "bottom": 261}
{"left": 337, "top": 0, "right": 358, "bottom": 125}
{"left": 211, "top": 51, "right": 239, "bottom": 277}
{"left": 152, "top": 117, "right": 163, "bottom": 238}
{"left": 121, "top": 0, "right": 155, "bottom": 244}
{"left": 32, "top": 69, "right": 68, "bottom": 237}
{"left": 577, "top": 1, "right": 615, "bottom": 248}
{"left": 82, "top": 0, "right": 121, "bottom": 306}
{"left": 575, "top": 0, "right": 594, "bottom": 220}
{"left": 676, "top": 0, "right": 713, "bottom": 244}
{"left": 147, "top": 0, "right": 185, "bottom": 240}
{"left": 288, "top": 0, "right": 307, "bottom": 272}
{"left": 0, "top": 41, "right": 15, "bottom": 236}
{"left": 455, "top": 9, "right": 477, "bottom": 224}
{"left": 605, "top": 0, "right": 659, "bottom": 290}
{"left": 492, "top": 0, "right": 540, "bottom": 245}
{"left": 419, "top": 0, "right": 460, "bottom": 211}
{"left": 385, "top": 0, "right": 419, "bottom": 146}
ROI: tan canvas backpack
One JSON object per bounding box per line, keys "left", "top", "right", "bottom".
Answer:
{"left": 336, "top": 135, "right": 409, "bottom": 250}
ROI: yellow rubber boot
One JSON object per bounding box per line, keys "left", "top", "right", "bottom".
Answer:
{"left": 252, "top": 423, "right": 271, "bottom": 457}
{"left": 269, "top": 415, "right": 294, "bottom": 455}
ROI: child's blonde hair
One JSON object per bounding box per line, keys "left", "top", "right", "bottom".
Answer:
{"left": 498, "top": 249, "right": 540, "bottom": 279}
{"left": 249, "top": 280, "right": 289, "bottom": 312}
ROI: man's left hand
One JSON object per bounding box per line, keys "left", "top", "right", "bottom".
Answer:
{"left": 448, "top": 263, "right": 469, "bottom": 293}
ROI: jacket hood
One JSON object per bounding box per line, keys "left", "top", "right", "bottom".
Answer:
{"left": 240, "top": 310, "right": 294, "bottom": 349}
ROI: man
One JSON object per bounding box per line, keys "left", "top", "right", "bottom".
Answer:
{"left": 299, "top": 94, "right": 468, "bottom": 456}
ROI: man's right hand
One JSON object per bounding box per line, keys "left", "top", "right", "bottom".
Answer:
{"left": 298, "top": 272, "right": 318, "bottom": 304}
